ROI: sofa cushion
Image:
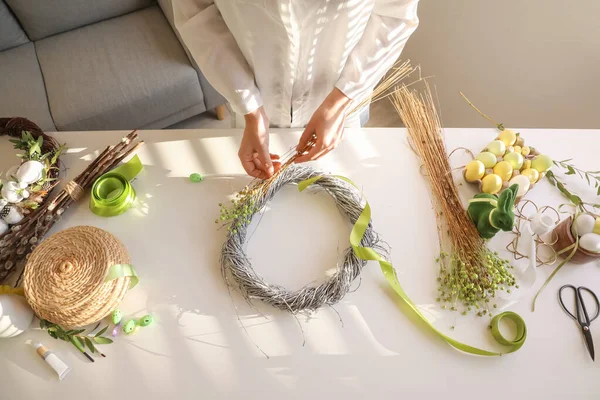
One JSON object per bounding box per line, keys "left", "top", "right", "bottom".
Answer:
{"left": 0, "top": 43, "right": 56, "bottom": 131}
{"left": 0, "top": 0, "right": 29, "bottom": 51}
{"left": 36, "top": 5, "right": 205, "bottom": 131}
{"left": 5, "top": 0, "right": 154, "bottom": 41}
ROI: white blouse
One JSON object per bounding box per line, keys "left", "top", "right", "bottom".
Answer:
{"left": 171, "top": 0, "right": 419, "bottom": 127}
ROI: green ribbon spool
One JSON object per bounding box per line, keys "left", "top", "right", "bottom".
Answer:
{"left": 90, "top": 155, "right": 143, "bottom": 217}
{"left": 299, "top": 175, "right": 527, "bottom": 356}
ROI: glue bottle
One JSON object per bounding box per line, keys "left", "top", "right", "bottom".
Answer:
{"left": 32, "top": 342, "right": 71, "bottom": 380}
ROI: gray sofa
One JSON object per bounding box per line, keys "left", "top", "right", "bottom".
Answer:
{"left": 0, "top": 0, "right": 225, "bottom": 132}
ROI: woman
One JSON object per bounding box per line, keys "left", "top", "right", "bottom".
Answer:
{"left": 172, "top": 0, "right": 419, "bottom": 178}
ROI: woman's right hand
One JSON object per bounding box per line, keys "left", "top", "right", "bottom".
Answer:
{"left": 238, "top": 107, "right": 280, "bottom": 179}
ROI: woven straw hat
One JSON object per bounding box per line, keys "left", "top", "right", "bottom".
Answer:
{"left": 24, "top": 226, "right": 131, "bottom": 328}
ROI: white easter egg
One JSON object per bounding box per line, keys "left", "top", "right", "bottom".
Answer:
{"left": 0, "top": 294, "right": 34, "bottom": 338}
{"left": 572, "top": 214, "right": 596, "bottom": 237}
{"left": 2, "top": 206, "right": 23, "bottom": 225}
{"left": 508, "top": 175, "right": 531, "bottom": 198}
{"left": 16, "top": 161, "right": 44, "bottom": 184}
{"left": 0, "top": 199, "right": 7, "bottom": 208}
{"left": 579, "top": 233, "right": 600, "bottom": 253}
{"left": 1, "top": 182, "right": 23, "bottom": 204}
{"left": 0, "top": 220, "right": 8, "bottom": 236}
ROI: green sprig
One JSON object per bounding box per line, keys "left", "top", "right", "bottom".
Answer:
{"left": 546, "top": 169, "right": 600, "bottom": 213}
{"left": 39, "top": 319, "right": 113, "bottom": 354}
{"left": 216, "top": 185, "right": 260, "bottom": 232}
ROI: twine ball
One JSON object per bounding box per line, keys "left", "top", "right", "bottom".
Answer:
{"left": 24, "top": 226, "right": 131, "bottom": 329}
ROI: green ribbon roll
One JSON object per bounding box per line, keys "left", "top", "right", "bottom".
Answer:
{"left": 104, "top": 263, "right": 139, "bottom": 290}
{"left": 90, "top": 155, "right": 143, "bottom": 217}
{"left": 299, "top": 175, "right": 526, "bottom": 356}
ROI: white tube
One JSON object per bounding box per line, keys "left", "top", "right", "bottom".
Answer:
{"left": 33, "top": 342, "right": 71, "bottom": 380}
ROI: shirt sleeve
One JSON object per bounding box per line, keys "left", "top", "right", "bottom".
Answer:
{"left": 335, "top": 0, "right": 420, "bottom": 102}
{"left": 170, "top": 0, "right": 263, "bottom": 115}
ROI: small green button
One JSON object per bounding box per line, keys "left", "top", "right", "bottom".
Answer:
{"left": 189, "top": 173, "right": 203, "bottom": 183}
{"left": 123, "top": 319, "right": 137, "bottom": 335}
{"left": 139, "top": 315, "right": 153, "bottom": 327}
{"left": 111, "top": 309, "right": 122, "bottom": 325}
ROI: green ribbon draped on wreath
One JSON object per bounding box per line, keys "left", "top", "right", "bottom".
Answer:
{"left": 299, "top": 175, "right": 526, "bottom": 356}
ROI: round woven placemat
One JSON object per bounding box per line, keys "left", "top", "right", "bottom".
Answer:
{"left": 23, "top": 226, "right": 131, "bottom": 328}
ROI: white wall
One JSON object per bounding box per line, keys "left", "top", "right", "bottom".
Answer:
{"left": 400, "top": 0, "right": 600, "bottom": 128}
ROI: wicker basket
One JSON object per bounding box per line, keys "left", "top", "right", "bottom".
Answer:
{"left": 0, "top": 117, "right": 61, "bottom": 281}
{"left": 23, "top": 226, "right": 131, "bottom": 328}
{"left": 552, "top": 216, "right": 600, "bottom": 265}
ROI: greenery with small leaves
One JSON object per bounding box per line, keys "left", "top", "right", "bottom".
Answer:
{"left": 546, "top": 159, "right": 600, "bottom": 213}
{"left": 40, "top": 319, "right": 113, "bottom": 355}
{"left": 216, "top": 185, "right": 260, "bottom": 232}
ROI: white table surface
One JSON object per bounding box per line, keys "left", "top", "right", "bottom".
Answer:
{"left": 1, "top": 127, "right": 599, "bottom": 399}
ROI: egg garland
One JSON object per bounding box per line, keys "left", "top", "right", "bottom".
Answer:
{"left": 0, "top": 126, "right": 64, "bottom": 237}
{"left": 463, "top": 130, "right": 552, "bottom": 199}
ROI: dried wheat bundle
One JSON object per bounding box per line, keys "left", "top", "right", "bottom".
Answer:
{"left": 0, "top": 131, "right": 143, "bottom": 283}
{"left": 391, "top": 84, "right": 516, "bottom": 316}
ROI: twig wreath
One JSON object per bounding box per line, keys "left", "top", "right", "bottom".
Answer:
{"left": 220, "top": 165, "right": 386, "bottom": 312}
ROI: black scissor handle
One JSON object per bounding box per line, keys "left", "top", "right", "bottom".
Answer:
{"left": 579, "top": 287, "right": 600, "bottom": 323}
{"left": 558, "top": 284, "right": 578, "bottom": 321}
{"left": 558, "top": 285, "right": 600, "bottom": 324}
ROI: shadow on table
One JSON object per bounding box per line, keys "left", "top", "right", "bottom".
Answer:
{"left": 4, "top": 128, "right": 482, "bottom": 398}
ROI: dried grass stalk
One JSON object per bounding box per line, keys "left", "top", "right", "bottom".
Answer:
{"left": 0, "top": 131, "right": 143, "bottom": 283}
{"left": 391, "top": 84, "right": 516, "bottom": 316}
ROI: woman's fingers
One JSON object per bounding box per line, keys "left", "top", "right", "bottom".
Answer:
{"left": 297, "top": 121, "right": 317, "bottom": 152}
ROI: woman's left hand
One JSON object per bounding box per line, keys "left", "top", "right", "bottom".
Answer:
{"left": 295, "top": 88, "right": 352, "bottom": 163}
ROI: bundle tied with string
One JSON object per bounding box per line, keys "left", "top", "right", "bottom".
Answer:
{"left": 24, "top": 226, "right": 131, "bottom": 329}
{"left": 220, "top": 165, "right": 387, "bottom": 312}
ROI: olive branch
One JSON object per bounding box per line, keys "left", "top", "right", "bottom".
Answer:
{"left": 40, "top": 319, "right": 113, "bottom": 356}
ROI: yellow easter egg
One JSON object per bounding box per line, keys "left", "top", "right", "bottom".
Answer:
{"left": 504, "top": 152, "right": 524, "bottom": 170}
{"left": 498, "top": 129, "right": 517, "bottom": 146}
{"left": 531, "top": 154, "right": 553, "bottom": 172}
{"left": 493, "top": 161, "right": 513, "bottom": 182}
{"left": 475, "top": 152, "right": 497, "bottom": 168}
{"left": 521, "top": 168, "right": 540, "bottom": 184}
{"left": 521, "top": 146, "right": 531, "bottom": 156}
{"left": 464, "top": 160, "right": 485, "bottom": 182}
{"left": 481, "top": 174, "right": 503, "bottom": 194}
{"left": 513, "top": 145, "right": 522, "bottom": 154}
{"left": 487, "top": 140, "right": 506, "bottom": 157}
{"left": 523, "top": 159, "right": 532, "bottom": 170}
{"left": 594, "top": 217, "right": 600, "bottom": 235}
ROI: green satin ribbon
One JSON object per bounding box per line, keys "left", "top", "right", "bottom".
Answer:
{"left": 468, "top": 197, "right": 500, "bottom": 229}
{"left": 299, "top": 176, "right": 527, "bottom": 356}
{"left": 90, "top": 155, "right": 143, "bottom": 217}
{"left": 104, "top": 263, "right": 139, "bottom": 290}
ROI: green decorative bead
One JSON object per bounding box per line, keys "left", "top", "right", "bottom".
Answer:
{"left": 189, "top": 173, "right": 203, "bottom": 182}
{"left": 111, "top": 309, "right": 123, "bottom": 325}
{"left": 139, "top": 315, "right": 153, "bottom": 327}
{"left": 123, "top": 319, "right": 137, "bottom": 335}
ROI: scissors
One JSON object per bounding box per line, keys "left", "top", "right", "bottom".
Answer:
{"left": 558, "top": 285, "right": 600, "bottom": 361}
